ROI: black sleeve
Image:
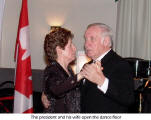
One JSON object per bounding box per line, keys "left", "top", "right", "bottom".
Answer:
{"left": 105, "top": 62, "right": 135, "bottom": 107}
{"left": 44, "top": 72, "right": 78, "bottom": 98}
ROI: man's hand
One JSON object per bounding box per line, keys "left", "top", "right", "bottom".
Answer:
{"left": 41, "top": 92, "right": 50, "bottom": 108}
{"left": 81, "top": 61, "right": 105, "bottom": 86}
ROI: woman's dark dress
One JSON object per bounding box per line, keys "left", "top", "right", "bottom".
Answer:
{"left": 43, "top": 60, "right": 80, "bottom": 113}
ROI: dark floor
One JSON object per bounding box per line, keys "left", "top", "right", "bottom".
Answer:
{"left": 0, "top": 89, "right": 44, "bottom": 113}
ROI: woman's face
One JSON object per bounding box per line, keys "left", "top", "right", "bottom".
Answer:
{"left": 62, "top": 38, "right": 76, "bottom": 62}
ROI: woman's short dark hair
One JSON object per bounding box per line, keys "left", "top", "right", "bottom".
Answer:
{"left": 44, "top": 27, "right": 73, "bottom": 60}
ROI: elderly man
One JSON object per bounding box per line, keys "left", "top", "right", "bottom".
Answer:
{"left": 80, "top": 23, "right": 134, "bottom": 113}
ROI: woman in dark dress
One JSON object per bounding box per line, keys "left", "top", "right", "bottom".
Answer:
{"left": 42, "top": 27, "right": 83, "bottom": 113}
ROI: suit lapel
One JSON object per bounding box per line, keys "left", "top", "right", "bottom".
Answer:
{"left": 82, "top": 50, "right": 115, "bottom": 86}
{"left": 101, "top": 49, "right": 115, "bottom": 67}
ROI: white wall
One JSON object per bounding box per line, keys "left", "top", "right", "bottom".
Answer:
{"left": 1, "top": 0, "right": 117, "bottom": 69}
{"left": 0, "top": 0, "right": 5, "bottom": 65}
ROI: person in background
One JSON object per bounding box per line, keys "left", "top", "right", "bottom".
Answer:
{"left": 42, "top": 27, "right": 83, "bottom": 113}
{"left": 80, "top": 23, "right": 134, "bottom": 113}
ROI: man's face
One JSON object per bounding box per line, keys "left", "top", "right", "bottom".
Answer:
{"left": 84, "top": 26, "right": 105, "bottom": 60}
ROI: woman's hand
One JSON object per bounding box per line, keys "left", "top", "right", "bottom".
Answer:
{"left": 41, "top": 92, "right": 50, "bottom": 108}
{"left": 77, "top": 72, "right": 84, "bottom": 81}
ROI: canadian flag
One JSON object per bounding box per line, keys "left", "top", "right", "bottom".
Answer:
{"left": 13, "top": 0, "right": 33, "bottom": 113}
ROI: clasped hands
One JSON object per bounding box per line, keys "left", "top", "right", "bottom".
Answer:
{"left": 78, "top": 61, "right": 105, "bottom": 86}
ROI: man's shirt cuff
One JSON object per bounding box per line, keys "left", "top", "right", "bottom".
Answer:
{"left": 97, "top": 78, "right": 109, "bottom": 93}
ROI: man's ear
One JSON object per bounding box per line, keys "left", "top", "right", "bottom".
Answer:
{"left": 103, "top": 36, "right": 110, "bottom": 47}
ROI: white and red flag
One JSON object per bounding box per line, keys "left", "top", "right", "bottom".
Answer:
{"left": 14, "top": 0, "right": 33, "bottom": 113}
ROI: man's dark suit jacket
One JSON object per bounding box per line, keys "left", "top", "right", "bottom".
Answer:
{"left": 81, "top": 50, "right": 134, "bottom": 113}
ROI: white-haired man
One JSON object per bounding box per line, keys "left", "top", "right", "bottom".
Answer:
{"left": 80, "top": 23, "right": 134, "bottom": 113}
